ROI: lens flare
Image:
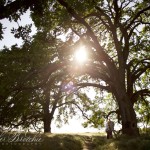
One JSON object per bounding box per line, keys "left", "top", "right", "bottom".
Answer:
{"left": 75, "top": 46, "right": 87, "bottom": 63}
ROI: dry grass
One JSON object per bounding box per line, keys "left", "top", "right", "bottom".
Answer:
{"left": 0, "top": 132, "right": 150, "bottom": 150}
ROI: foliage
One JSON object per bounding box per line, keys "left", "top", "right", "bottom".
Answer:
{"left": 0, "top": 0, "right": 150, "bottom": 135}
{"left": 0, "top": 31, "right": 63, "bottom": 130}
{"left": 0, "top": 27, "right": 85, "bottom": 131}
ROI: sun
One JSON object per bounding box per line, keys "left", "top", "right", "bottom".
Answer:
{"left": 74, "top": 46, "right": 87, "bottom": 63}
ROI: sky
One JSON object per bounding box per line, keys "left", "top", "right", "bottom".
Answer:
{"left": 0, "top": 10, "right": 36, "bottom": 49}
{"left": 52, "top": 116, "right": 100, "bottom": 133}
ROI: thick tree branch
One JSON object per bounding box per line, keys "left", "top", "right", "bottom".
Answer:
{"left": 56, "top": 100, "right": 74, "bottom": 108}
{"left": 72, "top": 102, "right": 97, "bottom": 126}
{"left": 95, "top": 6, "right": 114, "bottom": 29}
{"left": 57, "top": 0, "right": 100, "bottom": 47}
{"left": 56, "top": 0, "right": 114, "bottom": 65}
{"left": 11, "top": 61, "right": 67, "bottom": 92}
{"left": 106, "top": 0, "right": 114, "bottom": 19}
{"left": 77, "top": 83, "right": 111, "bottom": 92}
{"left": 113, "top": 0, "right": 120, "bottom": 25}
{"left": 106, "top": 109, "right": 121, "bottom": 123}
{"left": 133, "top": 64, "right": 150, "bottom": 82}
{"left": 127, "top": 5, "right": 150, "bottom": 29}
{"left": 128, "top": 22, "right": 141, "bottom": 39}
{"left": 57, "top": 0, "right": 119, "bottom": 87}
{"left": 131, "top": 89, "right": 150, "bottom": 103}
{"left": 81, "top": 66, "right": 112, "bottom": 85}
{"left": 120, "top": 0, "right": 130, "bottom": 10}
{"left": 128, "top": 59, "right": 150, "bottom": 75}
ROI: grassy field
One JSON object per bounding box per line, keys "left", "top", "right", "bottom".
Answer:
{"left": 0, "top": 132, "right": 150, "bottom": 150}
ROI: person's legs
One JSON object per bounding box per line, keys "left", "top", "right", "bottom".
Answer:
{"left": 106, "top": 131, "right": 111, "bottom": 139}
{"left": 109, "top": 131, "right": 113, "bottom": 138}
{"left": 106, "top": 131, "right": 109, "bottom": 139}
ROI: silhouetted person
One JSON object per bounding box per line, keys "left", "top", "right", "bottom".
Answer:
{"left": 105, "top": 118, "right": 114, "bottom": 139}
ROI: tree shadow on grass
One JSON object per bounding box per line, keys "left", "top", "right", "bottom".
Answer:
{"left": 96, "top": 134, "right": 150, "bottom": 150}
{"left": 40, "top": 134, "right": 83, "bottom": 150}
{"left": 0, "top": 133, "right": 83, "bottom": 150}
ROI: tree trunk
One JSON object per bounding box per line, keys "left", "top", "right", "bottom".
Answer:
{"left": 43, "top": 94, "right": 51, "bottom": 133}
{"left": 44, "top": 117, "right": 51, "bottom": 133}
{"left": 116, "top": 92, "right": 139, "bottom": 136}
{"left": 43, "top": 114, "right": 54, "bottom": 133}
{"left": 43, "top": 90, "right": 58, "bottom": 133}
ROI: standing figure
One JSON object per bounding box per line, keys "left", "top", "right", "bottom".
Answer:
{"left": 105, "top": 118, "right": 114, "bottom": 139}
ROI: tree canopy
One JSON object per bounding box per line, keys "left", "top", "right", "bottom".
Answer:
{"left": 0, "top": 0, "right": 150, "bottom": 135}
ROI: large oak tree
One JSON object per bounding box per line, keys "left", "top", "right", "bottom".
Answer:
{"left": 44, "top": 0, "right": 149, "bottom": 136}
